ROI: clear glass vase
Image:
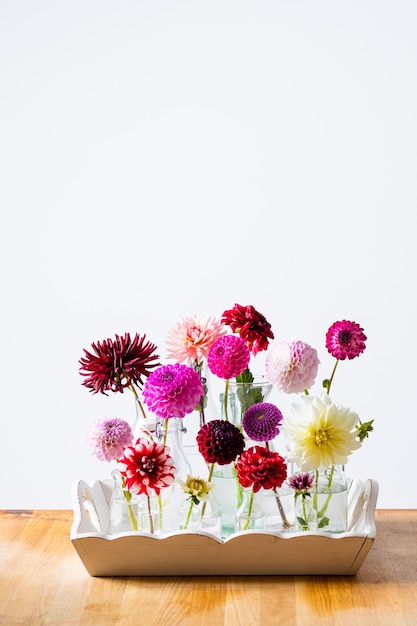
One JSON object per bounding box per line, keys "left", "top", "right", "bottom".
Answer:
{"left": 155, "top": 417, "right": 192, "bottom": 531}
{"left": 108, "top": 469, "right": 141, "bottom": 534}
{"left": 236, "top": 488, "right": 265, "bottom": 531}
{"left": 312, "top": 465, "right": 347, "bottom": 532}
{"left": 294, "top": 492, "right": 317, "bottom": 531}
{"left": 228, "top": 377, "right": 273, "bottom": 429}
{"left": 212, "top": 462, "right": 242, "bottom": 537}
{"left": 179, "top": 491, "right": 222, "bottom": 537}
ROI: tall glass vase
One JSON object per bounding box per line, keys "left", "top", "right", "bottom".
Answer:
{"left": 132, "top": 394, "right": 156, "bottom": 442}
{"left": 312, "top": 465, "right": 347, "bottom": 532}
{"left": 228, "top": 378, "right": 273, "bottom": 430}
{"left": 155, "top": 417, "right": 192, "bottom": 531}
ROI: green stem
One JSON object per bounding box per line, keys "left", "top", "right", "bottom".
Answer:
{"left": 317, "top": 465, "right": 335, "bottom": 518}
{"left": 302, "top": 495, "right": 310, "bottom": 530}
{"left": 201, "top": 463, "right": 215, "bottom": 517}
{"left": 223, "top": 379, "right": 230, "bottom": 421}
{"left": 147, "top": 495, "right": 154, "bottom": 534}
{"left": 182, "top": 500, "right": 194, "bottom": 530}
{"left": 121, "top": 476, "right": 138, "bottom": 531}
{"left": 326, "top": 360, "right": 339, "bottom": 395}
{"left": 243, "top": 489, "right": 255, "bottom": 530}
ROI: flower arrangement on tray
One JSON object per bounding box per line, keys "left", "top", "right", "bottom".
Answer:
{"left": 79, "top": 305, "right": 374, "bottom": 537}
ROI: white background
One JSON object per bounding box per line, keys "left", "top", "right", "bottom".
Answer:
{"left": 1, "top": 1, "right": 416, "bottom": 509}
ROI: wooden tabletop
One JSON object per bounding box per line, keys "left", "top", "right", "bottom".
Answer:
{"left": 0, "top": 510, "right": 416, "bottom": 626}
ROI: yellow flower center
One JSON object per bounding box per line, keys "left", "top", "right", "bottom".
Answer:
{"left": 315, "top": 428, "right": 329, "bottom": 447}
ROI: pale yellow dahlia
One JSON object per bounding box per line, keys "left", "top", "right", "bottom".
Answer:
{"left": 284, "top": 394, "right": 361, "bottom": 471}
{"left": 178, "top": 475, "right": 213, "bottom": 505}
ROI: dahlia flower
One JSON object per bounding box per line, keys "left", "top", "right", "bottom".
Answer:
{"left": 178, "top": 475, "right": 213, "bottom": 505}
{"left": 221, "top": 303, "right": 274, "bottom": 355}
{"left": 284, "top": 394, "right": 362, "bottom": 471}
{"left": 166, "top": 314, "right": 226, "bottom": 365}
{"left": 196, "top": 420, "right": 245, "bottom": 465}
{"left": 207, "top": 335, "right": 250, "bottom": 379}
{"left": 118, "top": 439, "right": 175, "bottom": 496}
{"left": 79, "top": 332, "right": 159, "bottom": 395}
{"left": 242, "top": 402, "right": 283, "bottom": 442}
{"left": 142, "top": 363, "right": 204, "bottom": 419}
{"left": 288, "top": 472, "right": 315, "bottom": 495}
{"left": 87, "top": 417, "right": 133, "bottom": 462}
{"left": 325, "top": 320, "right": 367, "bottom": 361}
{"left": 235, "top": 446, "right": 288, "bottom": 493}
{"left": 265, "top": 339, "right": 320, "bottom": 394}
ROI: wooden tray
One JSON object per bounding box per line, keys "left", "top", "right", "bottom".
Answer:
{"left": 70, "top": 477, "right": 378, "bottom": 577}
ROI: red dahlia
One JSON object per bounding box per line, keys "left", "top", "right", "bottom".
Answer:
{"left": 79, "top": 332, "right": 160, "bottom": 394}
{"left": 221, "top": 303, "right": 274, "bottom": 355}
{"left": 235, "top": 445, "right": 287, "bottom": 492}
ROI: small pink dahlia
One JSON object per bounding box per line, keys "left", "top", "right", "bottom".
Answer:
{"left": 142, "top": 363, "right": 204, "bottom": 419}
{"left": 242, "top": 402, "right": 283, "bottom": 442}
{"left": 118, "top": 439, "right": 175, "bottom": 496}
{"left": 207, "top": 335, "right": 250, "bottom": 379}
{"left": 166, "top": 314, "right": 226, "bottom": 365}
{"left": 265, "top": 339, "right": 320, "bottom": 393}
{"left": 88, "top": 417, "right": 133, "bottom": 462}
{"left": 326, "top": 320, "right": 367, "bottom": 360}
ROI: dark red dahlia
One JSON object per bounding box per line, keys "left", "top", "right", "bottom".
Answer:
{"left": 235, "top": 445, "right": 287, "bottom": 493}
{"left": 325, "top": 320, "right": 367, "bottom": 360}
{"left": 79, "top": 332, "right": 160, "bottom": 394}
{"left": 196, "top": 419, "right": 245, "bottom": 465}
{"left": 221, "top": 303, "right": 274, "bottom": 355}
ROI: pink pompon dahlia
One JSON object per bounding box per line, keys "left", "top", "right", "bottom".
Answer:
{"left": 79, "top": 332, "right": 160, "bottom": 395}
{"left": 207, "top": 335, "right": 250, "bottom": 379}
{"left": 118, "top": 439, "right": 175, "bottom": 496}
{"left": 88, "top": 417, "right": 133, "bottom": 462}
{"left": 265, "top": 339, "right": 320, "bottom": 393}
{"left": 235, "top": 445, "right": 287, "bottom": 493}
{"left": 221, "top": 303, "right": 274, "bottom": 355}
{"left": 142, "top": 363, "right": 204, "bottom": 419}
{"left": 325, "top": 320, "right": 367, "bottom": 360}
{"left": 242, "top": 402, "right": 283, "bottom": 442}
{"left": 196, "top": 419, "right": 245, "bottom": 465}
{"left": 166, "top": 314, "right": 226, "bottom": 365}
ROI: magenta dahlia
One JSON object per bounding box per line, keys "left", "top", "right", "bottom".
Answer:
{"left": 221, "top": 303, "right": 274, "bottom": 355}
{"left": 118, "top": 439, "right": 175, "bottom": 496}
{"left": 87, "top": 417, "right": 133, "bottom": 462}
{"left": 235, "top": 445, "right": 287, "bottom": 493}
{"left": 79, "top": 332, "right": 160, "bottom": 394}
{"left": 242, "top": 402, "right": 283, "bottom": 442}
{"left": 196, "top": 420, "right": 245, "bottom": 465}
{"left": 142, "top": 363, "right": 204, "bottom": 419}
{"left": 207, "top": 335, "right": 250, "bottom": 379}
{"left": 325, "top": 320, "right": 367, "bottom": 360}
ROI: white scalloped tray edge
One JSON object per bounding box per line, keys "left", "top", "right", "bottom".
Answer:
{"left": 70, "top": 476, "right": 379, "bottom": 576}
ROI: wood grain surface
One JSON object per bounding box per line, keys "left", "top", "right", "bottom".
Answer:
{"left": 0, "top": 509, "right": 416, "bottom": 625}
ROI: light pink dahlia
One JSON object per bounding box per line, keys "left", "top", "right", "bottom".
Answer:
{"left": 142, "top": 363, "right": 204, "bottom": 419}
{"left": 118, "top": 439, "right": 175, "bottom": 496}
{"left": 207, "top": 335, "right": 250, "bottom": 379}
{"left": 166, "top": 314, "right": 226, "bottom": 365}
{"left": 87, "top": 417, "right": 133, "bottom": 462}
{"left": 326, "top": 320, "right": 367, "bottom": 360}
{"left": 265, "top": 339, "right": 320, "bottom": 394}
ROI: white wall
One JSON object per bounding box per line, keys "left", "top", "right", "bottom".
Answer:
{"left": 1, "top": 1, "right": 416, "bottom": 509}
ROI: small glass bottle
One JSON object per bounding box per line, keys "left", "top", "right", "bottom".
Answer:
{"left": 236, "top": 488, "right": 265, "bottom": 531}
